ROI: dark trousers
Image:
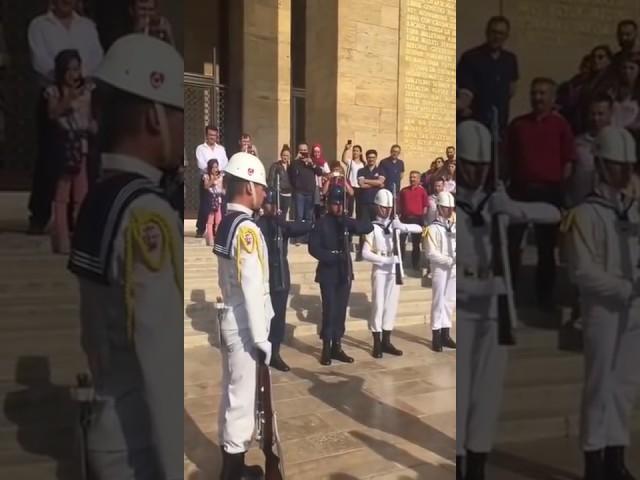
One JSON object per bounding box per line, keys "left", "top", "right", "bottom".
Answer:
{"left": 294, "top": 192, "right": 314, "bottom": 242}
{"left": 195, "top": 178, "right": 208, "bottom": 234}
{"left": 28, "top": 91, "right": 58, "bottom": 228}
{"left": 269, "top": 289, "right": 288, "bottom": 346}
{"left": 279, "top": 194, "right": 291, "bottom": 219}
{"left": 400, "top": 216, "right": 424, "bottom": 269}
{"left": 319, "top": 281, "right": 351, "bottom": 341}
{"left": 507, "top": 183, "right": 563, "bottom": 303}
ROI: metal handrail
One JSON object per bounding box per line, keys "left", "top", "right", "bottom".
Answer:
{"left": 184, "top": 72, "right": 225, "bottom": 89}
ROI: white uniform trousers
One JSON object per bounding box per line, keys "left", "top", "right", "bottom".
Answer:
{"left": 456, "top": 306, "right": 507, "bottom": 455}
{"left": 369, "top": 271, "right": 400, "bottom": 332}
{"left": 430, "top": 265, "right": 456, "bottom": 330}
{"left": 218, "top": 327, "right": 257, "bottom": 454}
{"left": 581, "top": 301, "right": 640, "bottom": 450}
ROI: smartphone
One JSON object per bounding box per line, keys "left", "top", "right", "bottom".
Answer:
{"left": 347, "top": 139, "right": 352, "bottom": 145}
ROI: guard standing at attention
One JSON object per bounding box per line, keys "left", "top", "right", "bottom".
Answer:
{"left": 424, "top": 191, "right": 457, "bottom": 352}
{"left": 564, "top": 126, "right": 640, "bottom": 480}
{"left": 309, "top": 185, "right": 373, "bottom": 365}
{"left": 213, "top": 151, "right": 273, "bottom": 480}
{"left": 455, "top": 120, "right": 561, "bottom": 480}
{"left": 257, "top": 188, "right": 313, "bottom": 371}
{"left": 361, "top": 188, "right": 423, "bottom": 358}
{"left": 67, "top": 34, "right": 184, "bottom": 480}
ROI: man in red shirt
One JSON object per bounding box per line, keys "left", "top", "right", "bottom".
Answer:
{"left": 399, "top": 171, "right": 429, "bottom": 271}
{"left": 505, "top": 77, "right": 575, "bottom": 310}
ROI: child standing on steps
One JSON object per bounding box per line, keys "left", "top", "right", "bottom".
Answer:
{"left": 203, "top": 159, "right": 224, "bottom": 246}
{"left": 47, "top": 49, "right": 95, "bottom": 254}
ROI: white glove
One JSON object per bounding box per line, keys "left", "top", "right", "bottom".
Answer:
{"left": 255, "top": 341, "right": 272, "bottom": 365}
{"left": 392, "top": 255, "right": 400, "bottom": 265}
{"left": 391, "top": 217, "right": 404, "bottom": 232}
{"left": 490, "top": 190, "right": 525, "bottom": 220}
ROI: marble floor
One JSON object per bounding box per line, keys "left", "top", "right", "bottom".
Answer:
{"left": 184, "top": 325, "right": 457, "bottom": 480}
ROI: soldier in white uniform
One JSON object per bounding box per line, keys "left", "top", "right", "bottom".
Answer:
{"left": 455, "top": 120, "right": 562, "bottom": 480}
{"left": 361, "top": 189, "right": 423, "bottom": 358}
{"left": 424, "top": 191, "right": 457, "bottom": 352}
{"left": 67, "top": 35, "right": 184, "bottom": 480}
{"left": 213, "top": 152, "right": 273, "bottom": 480}
{"left": 564, "top": 126, "right": 640, "bottom": 480}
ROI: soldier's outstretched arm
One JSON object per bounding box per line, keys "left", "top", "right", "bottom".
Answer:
{"left": 490, "top": 191, "right": 561, "bottom": 225}
{"left": 126, "top": 203, "right": 183, "bottom": 480}
{"left": 566, "top": 208, "right": 633, "bottom": 302}
{"left": 347, "top": 217, "right": 374, "bottom": 235}
{"left": 392, "top": 217, "right": 424, "bottom": 234}
{"left": 234, "top": 223, "right": 270, "bottom": 345}
{"left": 283, "top": 218, "right": 314, "bottom": 238}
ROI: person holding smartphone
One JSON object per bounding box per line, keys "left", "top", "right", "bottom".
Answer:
{"left": 341, "top": 139, "right": 366, "bottom": 218}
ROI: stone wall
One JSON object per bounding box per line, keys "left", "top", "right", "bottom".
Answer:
{"left": 335, "top": 0, "right": 401, "bottom": 166}
{"left": 398, "top": 0, "right": 456, "bottom": 171}
{"left": 457, "top": 0, "right": 640, "bottom": 120}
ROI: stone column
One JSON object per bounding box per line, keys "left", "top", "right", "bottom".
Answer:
{"left": 243, "top": 0, "right": 291, "bottom": 166}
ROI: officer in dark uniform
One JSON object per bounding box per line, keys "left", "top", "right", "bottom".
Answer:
{"left": 309, "top": 185, "right": 373, "bottom": 365}
{"left": 257, "top": 189, "right": 313, "bottom": 371}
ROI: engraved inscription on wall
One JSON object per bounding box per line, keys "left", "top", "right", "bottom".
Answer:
{"left": 400, "top": 0, "right": 456, "bottom": 165}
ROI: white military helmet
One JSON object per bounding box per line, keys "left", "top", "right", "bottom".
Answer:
{"left": 457, "top": 120, "right": 491, "bottom": 164}
{"left": 595, "top": 126, "right": 637, "bottom": 164}
{"left": 224, "top": 152, "right": 268, "bottom": 187}
{"left": 94, "top": 34, "right": 183, "bottom": 110}
{"left": 436, "top": 191, "right": 455, "bottom": 208}
{"left": 374, "top": 189, "right": 394, "bottom": 208}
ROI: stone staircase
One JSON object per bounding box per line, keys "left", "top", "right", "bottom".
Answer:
{"left": 183, "top": 233, "right": 430, "bottom": 348}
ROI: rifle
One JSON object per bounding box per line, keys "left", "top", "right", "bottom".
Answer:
{"left": 256, "top": 353, "right": 285, "bottom": 480}
{"left": 72, "top": 373, "right": 94, "bottom": 480}
{"left": 274, "top": 173, "right": 287, "bottom": 290}
{"left": 490, "top": 106, "right": 517, "bottom": 346}
{"left": 391, "top": 185, "right": 405, "bottom": 285}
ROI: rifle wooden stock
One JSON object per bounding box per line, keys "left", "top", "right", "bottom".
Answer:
{"left": 257, "top": 353, "right": 285, "bottom": 480}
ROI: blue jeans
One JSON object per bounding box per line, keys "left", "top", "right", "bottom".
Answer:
{"left": 293, "top": 192, "right": 314, "bottom": 242}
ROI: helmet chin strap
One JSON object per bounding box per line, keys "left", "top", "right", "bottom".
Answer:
{"left": 248, "top": 181, "right": 259, "bottom": 211}
{"left": 154, "top": 103, "right": 173, "bottom": 172}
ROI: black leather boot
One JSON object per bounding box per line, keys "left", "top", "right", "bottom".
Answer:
{"left": 320, "top": 340, "right": 332, "bottom": 366}
{"left": 432, "top": 329, "right": 443, "bottom": 352}
{"left": 381, "top": 330, "right": 403, "bottom": 356}
{"left": 269, "top": 344, "right": 290, "bottom": 372}
{"left": 605, "top": 446, "right": 636, "bottom": 480}
{"left": 220, "top": 449, "right": 264, "bottom": 480}
{"left": 442, "top": 328, "right": 457, "bottom": 349}
{"left": 456, "top": 455, "right": 464, "bottom": 480}
{"left": 331, "top": 340, "right": 354, "bottom": 363}
{"left": 372, "top": 332, "right": 383, "bottom": 358}
{"left": 466, "top": 450, "right": 487, "bottom": 480}
{"left": 584, "top": 449, "right": 605, "bottom": 480}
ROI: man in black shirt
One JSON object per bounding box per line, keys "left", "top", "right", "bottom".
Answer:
{"left": 457, "top": 15, "right": 519, "bottom": 132}
{"left": 379, "top": 144, "right": 405, "bottom": 194}
{"left": 289, "top": 143, "right": 322, "bottom": 242}
{"left": 356, "top": 149, "right": 385, "bottom": 259}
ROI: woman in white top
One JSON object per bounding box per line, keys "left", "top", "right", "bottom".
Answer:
{"left": 609, "top": 54, "right": 640, "bottom": 133}
{"left": 341, "top": 140, "right": 366, "bottom": 218}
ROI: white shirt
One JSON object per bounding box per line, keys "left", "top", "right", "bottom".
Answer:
{"left": 28, "top": 11, "right": 104, "bottom": 83}
{"left": 346, "top": 159, "right": 365, "bottom": 189}
{"left": 195, "top": 142, "right": 228, "bottom": 173}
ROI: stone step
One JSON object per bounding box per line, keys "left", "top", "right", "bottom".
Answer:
{"left": 185, "top": 273, "right": 425, "bottom": 288}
